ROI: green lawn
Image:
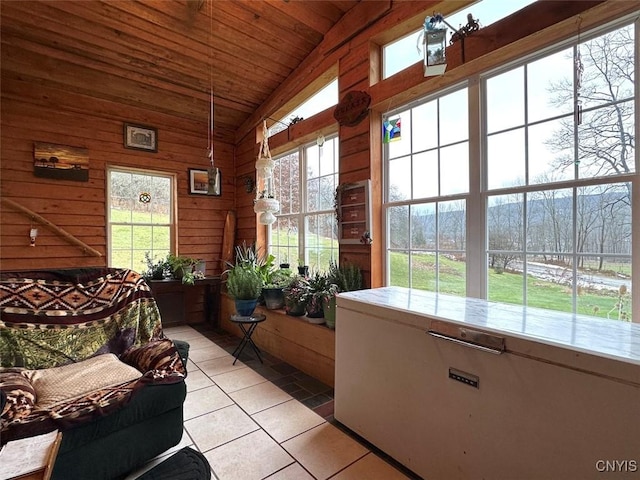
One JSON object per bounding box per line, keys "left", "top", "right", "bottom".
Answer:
{"left": 270, "top": 229, "right": 337, "bottom": 272}
{"left": 389, "top": 251, "right": 631, "bottom": 322}
{"left": 110, "top": 208, "right": 170, "bottom": 273}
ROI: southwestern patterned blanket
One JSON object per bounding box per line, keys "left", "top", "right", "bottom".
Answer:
{"left": 0, "top": 268, "right": 185, "bottom": 442}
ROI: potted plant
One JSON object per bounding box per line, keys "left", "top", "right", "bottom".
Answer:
{"left": 320, "top": 283, "right": 340, "bottom": 329}
{"left": 305, "top": 271, "right": 331, "bottom": 323}
{"left": 324, "top": 261, "right": 363, "bottom": 329}
{"left": 166, "top": 254, "right": 198, "bottom": 283}
{"left": 329, "top": 260, "right": 362, "bottom": 293}
{"left": 233, "top": 242, "right": 274, "bottom": 285}
{"left": 262, "top": 266, "right": 292, "bottom": 310}
{"left": 297, "top": 255, "right": 308, "bottom": 277}
{"left": 283, "top": 275, "right": 309, "bottom": 316}
{"left": 143, "top": 252, "right": 169, "bottom": 280}
{"left": 225, "top": 264, "right": 263, "bottom": 316}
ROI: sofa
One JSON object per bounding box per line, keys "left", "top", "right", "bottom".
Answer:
{"left": 0, "top": 268, "right": 189, "bottom": 480}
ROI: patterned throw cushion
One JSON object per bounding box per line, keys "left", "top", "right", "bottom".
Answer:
{"left": 122, "top": 338, "right": 184, "bottom": 378}
{"left": 24, "top": 354, "right": 142, "bottom": 409}
{"left": 0, "top": 370, "right": 37, "bottom": 421}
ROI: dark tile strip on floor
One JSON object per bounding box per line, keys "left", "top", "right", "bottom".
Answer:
{"left": 191, "top": 324, "right": 335, "bottom": 419}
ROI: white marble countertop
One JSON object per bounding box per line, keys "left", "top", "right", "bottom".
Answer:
{"left": 338, "top": 287, "right": 640, "bottom": 366}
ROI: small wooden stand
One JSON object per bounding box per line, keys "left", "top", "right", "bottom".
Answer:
{"left": 5, "top": 432, "right": 62, "bottom": 480}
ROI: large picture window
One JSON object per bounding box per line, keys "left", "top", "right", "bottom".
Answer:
{"left": 385, "top": 86, "right": 469, "bottom": 296}
{"left": 108, "top": 167, "right": 174, "bottom": 273}
{"left": 270, "top": 136, "right": 339, "bottom": 272}
{"left": 384, "top": 20, "right": 636, "bottom": 322}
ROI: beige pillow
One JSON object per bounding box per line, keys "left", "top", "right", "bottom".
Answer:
{"left": 25, "top": 353, "right": 142, "bottom": 409}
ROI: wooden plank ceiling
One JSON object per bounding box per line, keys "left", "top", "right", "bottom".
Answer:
{"left": 0, "top": 0, "right": 360, "bottom": 143}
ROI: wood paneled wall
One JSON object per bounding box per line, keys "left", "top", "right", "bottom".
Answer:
{"left": 0, "top": 74, "right": 234, "bottom": 275}
{"left": 233, "top": 135, "right": 259, "bottom": 247}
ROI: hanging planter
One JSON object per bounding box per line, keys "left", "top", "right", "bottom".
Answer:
{"left": 255, "top": 157, "right": 275, "bottom": 176}
{"left": 254, "top": 197, "right": 280, "bottom": 214}
{"left": 253, "top": 120, "right": 279, "bottom": 225}
{"left": 254, "top": 197, "right": 280, "bottom": 225}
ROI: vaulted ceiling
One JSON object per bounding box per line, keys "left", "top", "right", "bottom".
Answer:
{"left": 0, "top": 0, "right": 360, "bottom": 143}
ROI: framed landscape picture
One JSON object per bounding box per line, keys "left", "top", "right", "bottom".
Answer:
{"left": 33, "top": 142, "right": 89, "bottom": 182}
{"left": 189, "top": 168, "right": 221, "bottom": 196}
{"left": 124, "top": 123, "right": 157, "bottom": 152}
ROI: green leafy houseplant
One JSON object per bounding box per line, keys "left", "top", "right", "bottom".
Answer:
{"left": 305, "top": 271, "right": 333, "bottom": 321}
{"left": 143, "top": 252, "right": 169, "bottom": 280}
{"left": 262, "top": 267, "right": 292, "bottom": 310}
{"left": 226, "top": 265, "right": 263, "bottom": 300}
{"left": 323, "top": 261, "right": 363, "bottom": 329}
{"left": 233, "top": 242, "right": 275, "bottom": 286}
{"left": 225, "top": 264, "right": 263, "bottom": 316}
{"left": 283, "top": 275, "right": 309, "bottom": 316}
{"left": 328, "top": 260, "right": 362, "bottom": 293}
{"left": 166, "top": 254, "right": 198, "bottom": 283}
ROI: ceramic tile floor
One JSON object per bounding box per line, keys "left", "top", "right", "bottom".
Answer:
{"left": 125, "top": 324, "right": 419, "bottom": 480}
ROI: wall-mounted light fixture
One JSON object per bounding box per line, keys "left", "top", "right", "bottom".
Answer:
{"left": 29, "top": 227, "right": 38, "bottom": 247}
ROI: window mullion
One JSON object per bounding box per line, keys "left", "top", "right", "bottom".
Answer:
{"left": 632, "top": 18, "right": 639, "bottom": 323}
{"left": 467, "top": 76, "right": 486, "bottom": 299}
{"left": 299, "top": 146, "right": 306, "bottom": 263}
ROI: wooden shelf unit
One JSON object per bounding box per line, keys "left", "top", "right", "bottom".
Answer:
{"left": 149, "top": 276, "right": 220, "bottom": 327}
{"left": 337, "top": 180, "right": 371, "bottom": 245}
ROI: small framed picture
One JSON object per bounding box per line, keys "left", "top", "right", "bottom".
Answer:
{"left": 124, "top": 123, "right": 157, "bottom": 152}
{"left": 189, "top": 168, "right": 221, "bottom": 196}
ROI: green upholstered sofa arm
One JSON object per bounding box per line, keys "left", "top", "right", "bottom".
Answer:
{"left": 173, "top": 340, "right": 190, "bottom": 368}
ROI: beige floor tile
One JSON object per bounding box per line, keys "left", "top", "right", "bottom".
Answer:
{"left": 211, "top": 367, "right": 267, "bottom": 393}
{"left": 330, "top": 453, "right": 411, "bottom": 480}
{"left": 186, "top": 359, "right": 198, "bottom": 373}
{"left": 183, "top": 385, "right": 233, "bottom": 420}
{"left": 281, "top": 423, "right": 368, "bottom": 480}
{"left": 165, "top": 326, "right": 206, "bottom": 341}
{"left": 204, "top": 430, "right": 293, "bottom": 480}
{"left": 264, "top": 463, "right": 316, "bottom": 480}
{"left": 189, "top": 343, "right": 231, "bottom": 363}
{"left": 198, "top": 355, "right": 246, "bottom": 376}
{"left": 185, "top": 335, "right": 218, "bottom": 350}
{"left": 228, "top": 381, "right": 292, "bottom": 415}
{"left": 163, "top": 325, "right": 194, "bottom": 334}
{"left": 185, "top": 368, "right": 215, "bottom": 392}
{"left": 252, "top": 399, "right": 325, "bottom": 443}
{"left": 185, "top": 404, "right": 259, "bottom": 452}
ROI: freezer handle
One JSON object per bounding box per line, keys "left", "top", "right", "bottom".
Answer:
{"left": 427, "top": 331, "right": 505, "bottom": 355}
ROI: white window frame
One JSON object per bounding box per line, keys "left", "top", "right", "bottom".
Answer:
{"left": 270, "top": 135, "right": 339, "bottom": 271}
{"left": 383, "top": 17, "right": 639, "bottom": 321}
{"left": 270, "top": 79, "right": 338, "bottom": 137}
{"left": 106, "top": 166, "right": 176, "bottom": 271}
{"left": 383, "top": 82, "right": 470, "bottom": 295}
